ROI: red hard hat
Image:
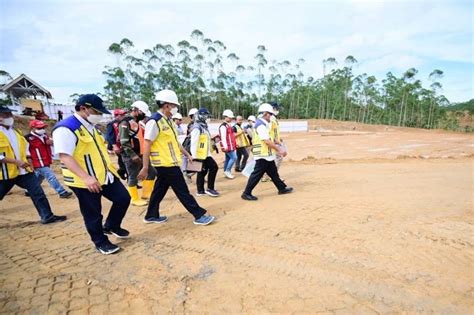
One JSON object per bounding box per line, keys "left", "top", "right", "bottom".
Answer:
{"left": 113, "top": 109, "right": 127, "bottom": 116}
{"left": 29, "top": 120, "right": 47, "bottom": 129}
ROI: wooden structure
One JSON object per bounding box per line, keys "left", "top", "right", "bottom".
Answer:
{"left": 0, "top": 74, "right": 52, "bottom": 117}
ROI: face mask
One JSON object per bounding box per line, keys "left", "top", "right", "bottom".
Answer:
{"left": 136, "top": 113, "right": 145, "bottom": 121}
{"left": 205, "top": 118, "right": 211, "bottom": 124}
{"left": 35, "top": 129, "right": 46, "bottom": 135}
{"left": 1, "top": 117, "right": 14, "bottom": 127}
{"left": 87, "top": 114, "right": 103, "bottom": 124}
{"left": 274, "top": 110, "right": 279, "bottom": 116}
{"left": 85, "top": 108, "right": 103, "bottom": 124}
{"left": 170, "top": 107, "right": 179, "bottom": 116}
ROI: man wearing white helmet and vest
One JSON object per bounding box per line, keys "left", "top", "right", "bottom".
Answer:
{"left": 172, "top": 112, "right": 185, "bottom": 135}
{"left": 245, "top": 115, "right": 256, "bottom": 142}
{"left": 186, "top": 108, "right": 198, "bottom": 136}
{"left": 53, "top": 94, "right": 131, "bottom": 254}
{"left": 241, "top": 103, "right": 293, "bottom": 201}
{"left": 219, "top": 109, "right": 237, "bottom": 179}
{"left": 118, "top": 101, "right": 155, "bottom": 206}
{"left": 138, "top": 89, "right": 215, "bottom": 226}
{"left": 262, "top": 101, "right": 285, "bottom": 182}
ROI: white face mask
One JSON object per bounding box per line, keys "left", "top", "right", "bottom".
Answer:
{"left": 35, "top": 129, "right": 46, "bottom": 135}
{"left": 87, "top": 114, "right": 103, "bottom": 124}
{"left": 205, "top": 118, "right": 211, "bottom": 124}
{"left": 274, "top": 110, "right": 279, "bottom": 116}
{"left": 1, "top": 117, "right": 14, "bottom": 127}
{"left": 170, "top": 107, "right": 179, "bottom": 116}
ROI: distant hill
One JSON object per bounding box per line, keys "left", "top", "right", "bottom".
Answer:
{"left": 444, "top": 99, "right": 474, "bottom": 114}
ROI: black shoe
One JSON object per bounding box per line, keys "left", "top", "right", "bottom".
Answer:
{"left": 25, "top": 191, "right": 30, "bottom": 197}
{"left": 235, "top": 168, "right": 242, "bottom": 172}
{"left": 96, "top": 241, "right": 120, "bottom": 255}
{"left": 103, "top": 227, "right": 130, "bottom": 239}
{"left": 278, "top": 187, "right": 293, "bottom": 195}
{"left": 41, "top": 215, "right": 67, "bottom": 224}
{"left": 59, "top": 191, "right": 73, "bottom": 199}
{"left": 241, "top": 193, "right": 258, "bottom": 201}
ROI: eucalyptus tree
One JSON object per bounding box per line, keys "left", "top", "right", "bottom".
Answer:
{"left": 97, "top": 33, "right": 457, "bottom": 131}
{"left": 428, "top": 69, "right": 444, "bottom": 128}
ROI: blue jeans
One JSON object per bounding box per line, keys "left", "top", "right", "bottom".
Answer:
{"left": 224, "top": 150, "right": 237, "bottom": 172}
{"left": 0, "top": 173, "right": 54, "bottom": 222}
{"left": 34, "top": 167, "right": 68, "bottom": 195}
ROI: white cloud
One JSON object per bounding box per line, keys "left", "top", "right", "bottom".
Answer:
{"left": 0, "top": 0, "right": 472, "bottom": 103}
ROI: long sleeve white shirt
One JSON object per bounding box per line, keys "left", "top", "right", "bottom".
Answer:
{"left": 219, "top": 124, "right": 228, "bottom": 151}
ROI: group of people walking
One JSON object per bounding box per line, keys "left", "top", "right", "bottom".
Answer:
{"left": 0, "top": 89, "right": 292, "bottom": 255}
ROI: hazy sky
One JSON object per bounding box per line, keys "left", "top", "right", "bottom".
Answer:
{"left": 1, "top": 0, "right": 472, "bottom": 104}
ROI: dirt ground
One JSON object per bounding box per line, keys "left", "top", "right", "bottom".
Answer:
{"left": 1, "top": 122, "right": 473, "bottom": 314}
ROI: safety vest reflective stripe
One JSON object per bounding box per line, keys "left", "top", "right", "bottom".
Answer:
{"left": 53, "top": 116, "right": 119, "bottom": 188}
{"left": 235, "top": 124, "right": 251, "bottom": 148}
{"left": 149, "top": 113, "right": 182, "bottom": 167}
{"left": 196, "top": 132, "right": 210, "bottom": 160}
{"left": 270, "top": 119, "right": 281, "bottom": 143}
{"left": 251, "top": 119, "right": 273, "bottom": 157}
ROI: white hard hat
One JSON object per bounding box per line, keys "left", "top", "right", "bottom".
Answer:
{"left": 247, "top": 115, "right": 256, "bottom": 122}
{"left": 131, "top": 100, "right": 152, "bottom": 117}
{"left": 155, "top": 89, "right": 180, "bottom": 106}
{"left": 188, "top": 108, "right": 198, "bottom": 116}
{"left": 223, "top": 109, "right": 235, "bottom": 118}
{"left": 258, "top": 103, "right": 275, "bottom": 114}
{"left": 172, "top": 113, "right": 183, "bottom": 120}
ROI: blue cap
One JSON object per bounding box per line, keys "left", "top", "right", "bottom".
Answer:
{"left": 0, "top": 105, "right": 17, "bottom": 113}
{"left": 269, "top": 101, "right": 281, "bottom": 110}
{"left": 198, "top": 108, "right": 211, "bottom": 115}
{"left": 77, "top": 94, "right": 111, "bottom": 115}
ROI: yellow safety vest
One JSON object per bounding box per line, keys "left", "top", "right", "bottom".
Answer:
{"left": 251, "top": 119, "right": 274, "bottom": 158}
{"left": 270, "top": 119, "right": 281, "bottom": 143}
{"left": 234, "top": 124, "right": 251, "bottom": 148}
{"left": 149, "top": 113, "right": 182, "bottom": 167}
{"left": 195, "top": 131, "right": 210, "bottom": 160}
{"left": 54, "top": 116, "right": 119, "bottom": 188}
{"left": 0, "top": 129, "right": 28, "bottom": 180}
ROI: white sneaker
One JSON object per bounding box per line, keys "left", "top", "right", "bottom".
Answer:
{"left": 224, "top": 171, "right": 234, "bottom": 179}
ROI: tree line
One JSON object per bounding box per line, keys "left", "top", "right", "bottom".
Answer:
{"left": 1, "top": 29, "right": 470, "bottom": 131}
{"left": 99, "top": 29, "right": 456, "bottom": 130}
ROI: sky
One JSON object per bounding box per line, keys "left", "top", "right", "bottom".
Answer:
{"left": 0, "top": 0, "right": 473, "bottom": 104}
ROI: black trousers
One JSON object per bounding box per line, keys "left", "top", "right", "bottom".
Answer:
{"left": 235, "top": 147, "right": 249, "bottom": 171}
{"left": 0, "top": 173, "right": 54, "bottom": 222}
{"left": 196, "top": 157, "right": 218, "bottom": 192}
{"left": 243, "top": 159, "right": 287, "bottom": 195}
{"left": 117, "top": 154, "right": 128, "bottom": 178}
{"left": 70, "top": 176, "right": 131, "bottom": 246}
{"left": 146, "top": 166, "right": 206, "bottom": 220}
{"left": 122, "top": 155, "right": 156, "bottom": 186}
